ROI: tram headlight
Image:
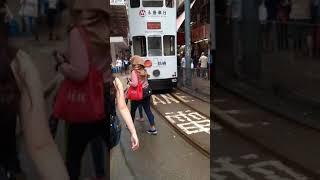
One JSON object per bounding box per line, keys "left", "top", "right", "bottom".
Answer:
{"left": 144, "top": 59, "right": 152, "bottom": 67}
{"left": 153, "top": 69, "right": 160, "bottom": 77}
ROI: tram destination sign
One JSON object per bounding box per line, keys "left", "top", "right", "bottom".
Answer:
{"left": 110, "top": 0, "right": 125, "bottom": 5}
{"left": 147, "top": 22, "right": 161, "bottom": 29}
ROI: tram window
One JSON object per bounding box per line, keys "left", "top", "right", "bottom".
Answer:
{"left": 165, "top": 0, "right": 173, "bottom": 8}
{"left": 133, "top": 36, "right": 147, "bottom": 57}
{"left": 163, "top": 35, "right": 175, "bottom": 56}
{"left": 148, "top": 37, "right": 162, "bottom": 56}
{"left": 130, "top": 0, "right": 140, "bottom": 8}
{"left": 143, "top": 0, "right": 163, "bottom": 7}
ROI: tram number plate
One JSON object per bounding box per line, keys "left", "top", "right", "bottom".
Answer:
{"left": 157, "top": 60, "right": 166, "bottom": 66}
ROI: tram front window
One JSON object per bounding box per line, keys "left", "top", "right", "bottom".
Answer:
{"left": 165, "top": 0, "right": 173, "bottom": 8}
{"left": 164, "top": 35, "right": 175, "bottom": 56}
{"left": 130, "top": 0, "right": 140, "bottom": 8}
{"left": 143, "top": 0, "right": 163, "bottom": 7}
{"left": 148, "top": 37, "right": 162, "bottom": 56}
{"left": 133, "top": 36, "right": 147, "bottom": 57}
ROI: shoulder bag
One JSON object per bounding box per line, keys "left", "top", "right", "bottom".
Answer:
{"left": 53, "top": 26, "right": 105, "bottom": 123}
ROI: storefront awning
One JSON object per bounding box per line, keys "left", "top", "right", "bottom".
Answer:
{"left": 176, "top": 0, "right": 197, "bottom": 31}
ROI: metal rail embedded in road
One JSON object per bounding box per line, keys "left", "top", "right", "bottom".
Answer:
{"left": 213, "top": 85, "right": 320, "bottom": 179}
{"left": 150, "top": 89, "right": 210, "bottom": 158}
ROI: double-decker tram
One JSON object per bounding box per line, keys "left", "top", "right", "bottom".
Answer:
{"left": 127, "top": 0, "right": 177, "bottom": 90}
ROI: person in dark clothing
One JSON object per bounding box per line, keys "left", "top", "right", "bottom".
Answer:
{"left": 265, "top": 0, "right": 279, "bottom": 21}
{"left": 52, "top": 1, "right": 139, "bottom": 179}
{"left": 277, "top": 0, "right": 291, "bottom": 49}
{"left": 265, "top": 0, "right": 280, "bottom": 50}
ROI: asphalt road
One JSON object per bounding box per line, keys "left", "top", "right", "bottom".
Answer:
{"left": 212, "top": 125, "right": 312, "bottom": 180}
{"left": 118, "top": 105, "right": 210, "bottom": 180}
{"left": 13, "top": 37, "right": 210, "bottom": 179}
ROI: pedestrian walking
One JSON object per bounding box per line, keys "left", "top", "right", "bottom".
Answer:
{"left": 19, "top": 0, "right": 39, "bottom": 40}
{"left": 227, "top": 0, "right": 243, "bottom": 77}
{"left": 128, "top": 55, "right": 157, "bottom": 135}
{"left": 55, "top": 0, "right": 69, "bottom": 40}
{"left": 198, "top": 52, "right": 208, "bottom": 79}
{"left": 2, "top": 0, "right": 12, "bottom": 24}
{"left": 191, "top": 58, "right": 195, "bottom": 77}
{"left": 123, "top": 57, "right": 130, "bottom": 74}
{"left": 124, "top": 65, "right": 144, "bottom": 122}
{"left": 52, "top": 1, "right": 139, "bottom": 179}
{"left": 134, "top": 105, "right": 144, "bottom": 122}
{"left": 116, "top": 56, "right": 122, "bottom": 73}
{"left": 179, "top": 54, "right": 186, "bottom": 85}
{"left": 47, "top": 0, "right": 58, "bottom": 40}
{"left": 0, "top": 3, "right": 69, "bottom": 179}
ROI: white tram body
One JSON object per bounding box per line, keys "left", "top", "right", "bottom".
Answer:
{"left": 127, "top": 0, "right": 178, "bottom": 90}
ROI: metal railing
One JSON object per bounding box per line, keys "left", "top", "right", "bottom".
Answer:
{"left": 177, "top": 66, "right": 210, "bottom": 96}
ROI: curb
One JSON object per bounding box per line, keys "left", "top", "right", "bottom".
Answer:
{"left": 176, "top": 86, "right": 210, "bottom": 103}
{"left": 212, "top": 105, "right": 320, "bottom": 179}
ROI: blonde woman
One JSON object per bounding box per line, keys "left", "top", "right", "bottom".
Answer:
{"left": 129, "top": 56, "right": 157, "bottom": 135}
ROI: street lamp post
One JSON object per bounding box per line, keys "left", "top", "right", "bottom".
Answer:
{"left": 210, "top": 0, "right": 215, "bottom": 86}
{"left": 184, "top": 0, "right": 192, "bottom": 87}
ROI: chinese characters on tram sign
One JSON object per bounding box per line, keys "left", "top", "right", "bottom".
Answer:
{"left": 110, "top": 0, "right": 125, "bottom": 5}
{"left": 140, "top": 9, "right": 167, "bottom": 17}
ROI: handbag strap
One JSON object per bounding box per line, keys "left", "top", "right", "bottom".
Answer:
{"left": 135, "top": 70, "right": 141, "bottom": 84}
{"left": 76, "top": 26, "right": 93, "bottom": 65}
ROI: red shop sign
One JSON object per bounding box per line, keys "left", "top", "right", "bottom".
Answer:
{"left": 177, "top": 32, "right": 185, "bottom": 45}
{"left": 192, "top": 24, "right": 209, "bottom": 42}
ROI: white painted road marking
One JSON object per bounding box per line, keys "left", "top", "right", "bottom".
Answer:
{"left": 173, "top": 92, "right": 195, "bottom": 103}
{"left": 224, "top": 109, "right": 243, "bottom": 115}
{"left": 214, "top": 99, "right": 226, "bottom": 103}
{"left": 212, "top": 106, "right": 253, "bottom": 128}
{"left": 152, "top": 93, "right": 196, "bottom": 105}
{"left": 240, "top": 154, "right": 259, "bottom": 160}
{"left": 165, "top": 110, "right": 212, "bottom": 135}
{"left": 213, "top": 154, "right": 308, "bottom": 180}
{"left": 152, "top": 94, "right": 181, "bottom": 105}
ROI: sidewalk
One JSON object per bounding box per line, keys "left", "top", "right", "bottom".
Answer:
{"left": 178, "top": 75, "right": 210, "bottom": 98}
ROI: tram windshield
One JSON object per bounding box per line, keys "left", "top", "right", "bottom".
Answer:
{"left": 130, "top": 0, "right": 140, "bottom": 8}
{"left": 163, "top": 35, "right": 175, "bottom": 56}
{"left": 165, "top": 0, "right": 174, "bottom": 8}
{"left": 133, "top": 36, "right": 147, "bottom": 57}
{"left": 143, "top": 0, "right": 163, "bottom": 7}
{"left": 148, "top": 36, "right": 162, "bottom": 56}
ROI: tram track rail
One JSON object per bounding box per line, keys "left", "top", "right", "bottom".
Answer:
{"left": 213, "top": 84, "right": 320, "bottom": 179}
{"left": 150, "top": 89, "right": 210, "bottom": 158}
{"left": 215, "top": 83, "right": 320, "bottom": 133}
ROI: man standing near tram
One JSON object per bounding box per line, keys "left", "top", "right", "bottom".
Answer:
{"left": 198, "top": 52, "right": 208, "bottom": 79}
{"left": 226, "top": 0, "right": 243, "bottom": 78}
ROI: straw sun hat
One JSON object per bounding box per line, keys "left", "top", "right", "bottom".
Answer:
{"left": 131, "top": 55, "right": 145, "bottom": 67}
